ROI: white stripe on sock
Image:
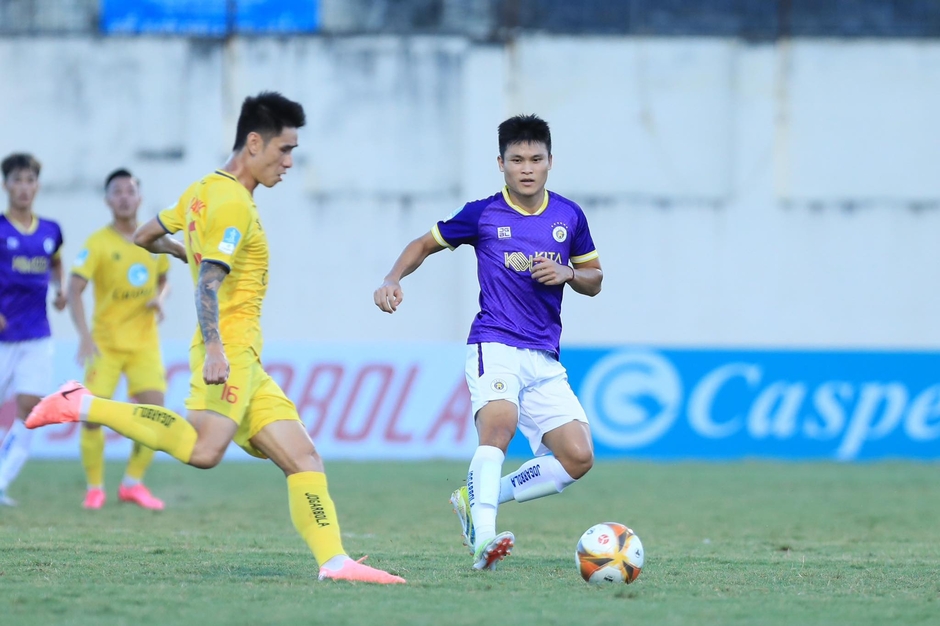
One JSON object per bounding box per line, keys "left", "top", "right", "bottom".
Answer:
{"left": 79, "top": 394, "right": 94, "bottom": 421}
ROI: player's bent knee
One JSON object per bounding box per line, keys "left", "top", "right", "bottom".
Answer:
{"left": 280, "top": 441, "right": 324, "bottom": 475}
{"left": 561, "top": 449, "right": 594, "bottom": 480}
{"left": 280, "top": 451, "right": 322, "bottom": 476}
{"left": 572, "top": 454, "right": 594, "bottom": 480}
{"left": 188, "top": 454, "right": 221, "bottom": 470}
{"left": 185, "top": 409, "right": 238, "bottom": 469}
{"left": 188, "top": 446, "right": 226, "bottom": 469}
{"left": 248, "top": 419, "right": 325, "bottom": 475}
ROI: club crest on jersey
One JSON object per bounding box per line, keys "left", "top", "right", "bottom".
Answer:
{"left": 43, "top": 238, "right": 56, "bottom": 254}
{"left": 497, "top": 226, "right": 512, "bottom": 239}
{"left": 127, "top": 263, "right": 149, "bottom": 287}
{"left": 491, "top": 379, "right": 507, "bottom": 392}
{"left": 218, "top": 227, "right": 241, "bottom": 254}
{"left": 6, "top": 236, "right": 18, "bottom": 250}
{"left": 551, "top": 222, "right": 568, "bottom": 243}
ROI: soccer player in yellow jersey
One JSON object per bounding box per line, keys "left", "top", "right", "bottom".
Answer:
{"left": 27, "top": 92, "right": 404, "bottom": 584}
{"left": 67, "top": 169, "right": 171, "bottom": 510}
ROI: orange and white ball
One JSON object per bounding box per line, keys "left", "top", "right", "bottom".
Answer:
{"left": 575, "top": 522, "right": 644, "bottom": 584}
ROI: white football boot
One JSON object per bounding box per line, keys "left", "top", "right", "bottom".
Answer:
{"left": 450, "top": 486, "right": 475, "bottom": 554}
{"left": 472, "top": 531, "right": 514, "bottom": 570}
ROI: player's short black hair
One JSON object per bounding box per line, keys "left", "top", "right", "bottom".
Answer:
{"left": 105, "top": 168, "right": 139, "bottom": 191}
{"left": 232, "top": 91, "right": 307, "bottom": 151}
{"left": 498, "top": 115, "right": 552, "bottom": 157}
{"left": 2, "top": 153, "right": 41, "bottom": 180}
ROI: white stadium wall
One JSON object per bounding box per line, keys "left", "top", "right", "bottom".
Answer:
{"left": 1, "top": 36, "right": 939, "bottom": 349}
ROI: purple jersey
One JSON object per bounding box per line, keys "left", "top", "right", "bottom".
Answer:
{"left": 433, "top": 188, "right": 598, "bottom": 357}
{"left": 0, "top": 214, "right": 63, "bottom": 342}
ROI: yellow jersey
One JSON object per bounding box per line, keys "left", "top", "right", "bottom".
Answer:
{"left": 72, "top": 226, "right": 170, "bottom": 351}
{"left": 158, "top": 170, "right": 268, "bottom": 355}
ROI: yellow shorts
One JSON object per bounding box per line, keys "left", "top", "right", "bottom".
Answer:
{"left": 84, "top": 345, "right": 167, "bottom": 398}
{"left": 184, "top": 343, "right": 301, "bottom": 459}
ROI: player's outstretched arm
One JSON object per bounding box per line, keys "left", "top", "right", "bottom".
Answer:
{"left": 67, "top": 273, "right": 99, "bottom": 366}
{"left": 134, "top": 218, "right": 188, "bottom": 263}
{"left": 197, "top": 261, "right": 230, "bottom": 385}
{"left": 373, "top": 232, "right": 445, "bottom": 313}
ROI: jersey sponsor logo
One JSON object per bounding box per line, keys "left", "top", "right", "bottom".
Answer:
{"left": 11, "top": 256, "right": 49, "bottom": 274}
{"left": 73, "top": 249, "right": 89, "bottom": 266}
{"left": 43, "top": 237, "right": 56, "bottom": 254}
{"left": 218, "top": 227, "right": 241, "bottom": 255}
{"left": 188, "top": 198, "right": 206, "bottom": 215}
{"left": 504, "top": 250, "right": 563, "bottom": 272}
{"left": 497, "top": 226, "right": 512, "bottom": 239}
{"left": 5, "top": 236, "right": 18, "bottom": 250}
{"left": 127, "top": 263, "right": 149, "bottom": 287}
{"left": 551, "top": 222, "right": 568, "bottom": 243}
{"left": 112, "top": 287, "right": 153, "bottom": 301}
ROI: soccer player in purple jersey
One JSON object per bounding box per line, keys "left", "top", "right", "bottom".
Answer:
{"left": 374, "top": 115, "right": 603, "bottom": 570}
{"left": 0, "top": 153, "right": 66, "bottom": 506}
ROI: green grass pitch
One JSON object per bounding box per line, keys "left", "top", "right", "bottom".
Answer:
{"left": 1, "top": 459, "right": 939, "bottom": 625}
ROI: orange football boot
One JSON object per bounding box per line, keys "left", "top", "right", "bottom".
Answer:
{"left": 118, "top": 484, "right": 165, "bottom": 510}
{"left": 318, "top": 556, "right": 406, "bottom": 584}
{"left": 25, "top": 381, "right": 90, "bottom": 429}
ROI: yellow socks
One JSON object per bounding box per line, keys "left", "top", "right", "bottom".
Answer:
{"left": 287, "top": 472, "right": 346, "bottom": 566}
{"left": 80, "top": 426, "right": 105, "bottom": 488}
{"left": 124, "top": 442, "right": 155, "bottom": 483}
{"left": 85, "top": 397, "right": 197, "bottom": 464}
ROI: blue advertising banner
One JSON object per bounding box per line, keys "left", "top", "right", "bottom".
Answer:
{"left": 5, "top": 342, "right": 937, "bottom": 461}
{"left": 236, "top": 0, "right": 318, "bottom": 33}
{"left": 102, "top": 0, "right": 228, "bottom": 36}
{"left": 509, "top": 347, "right": 940, "bottom": 461}
{"left": 101, "top": 0, "right": 318, "bottom": 35}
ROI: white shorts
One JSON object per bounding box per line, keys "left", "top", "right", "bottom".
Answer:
{"left": 465, "top": 342, "right": 589, "bottom": 456}
{"left": 0, "top": 338, "right": 54, "bottom": 402}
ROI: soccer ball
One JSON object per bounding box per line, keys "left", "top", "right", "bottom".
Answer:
{"left": 575, "top": 522, "right": 644, "bottom": 584}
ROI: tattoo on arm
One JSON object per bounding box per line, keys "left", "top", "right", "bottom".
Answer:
{"left": 196, "top": 262, "right": 228, "bottom": 345}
